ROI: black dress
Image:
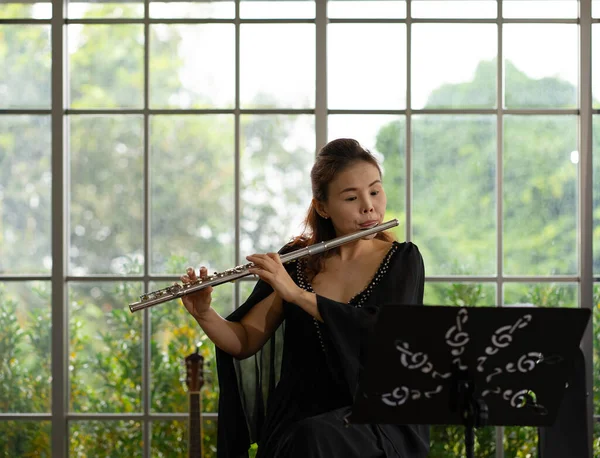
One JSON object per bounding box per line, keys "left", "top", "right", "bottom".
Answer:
{"left": 215, "top": 241, "right": 430, "bottom": 458}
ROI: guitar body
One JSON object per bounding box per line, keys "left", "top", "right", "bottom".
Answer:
{"left": 185, "top": 348, "right": 204, "bottom": 458}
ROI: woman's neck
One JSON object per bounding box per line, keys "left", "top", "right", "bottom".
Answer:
{"left": 337, "top": 238, "right": 381, "bottom": 261}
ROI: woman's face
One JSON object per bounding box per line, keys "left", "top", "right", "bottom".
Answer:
{"left": 318, "top": 160, "right": 387, "bottom": 237}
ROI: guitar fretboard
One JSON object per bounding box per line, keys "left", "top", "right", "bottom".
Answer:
{"left": 189, "top": 392, "right": 202, "bottom": 458}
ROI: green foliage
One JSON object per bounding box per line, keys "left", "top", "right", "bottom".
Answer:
{"left": 594, "top": 419, "right": 600, "bottom": 457}
{"left": 0, "top": 421, "right": 51, "bottom": 458}
{"left": 0, "top": 283, "right": 51, "bottom": 455}
{"left": 592, "top": 286, "right": 600, "bottom": 457}
{"left": 69, "top": 285, "right": 143, "bottom": 413}
{"left": 0, "top": 280, "right": 221, "bottom": 456}
{"left": 426, "top": 59, "right": 496, "bottom": 109}
{"left": 70, "top": 420, "right": 143, "bottom": 457}
{"left": 504, "top": 61, "right": 576, "bottom": 108}
{"left": 0, "top": 284, "right": 51, "bottom": 414}
{"left": 375, "top": 59, "right": 597, "bottom": 278}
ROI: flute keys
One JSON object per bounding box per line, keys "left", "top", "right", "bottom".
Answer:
{"left": 168, "top": 284, "right": 182, "bottom": 294}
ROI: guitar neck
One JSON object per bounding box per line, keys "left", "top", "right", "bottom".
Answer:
{"left": 188, "top": 392, "right": 203, "bottom": 458}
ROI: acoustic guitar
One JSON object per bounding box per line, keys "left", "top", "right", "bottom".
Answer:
{"left": 185, "top": 346, "right": 205, "bottom": 458}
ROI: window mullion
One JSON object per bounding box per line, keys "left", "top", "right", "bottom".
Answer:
{"left": 51, "top": 0, "right": 68, "bottom": 455}
{"left": 579, "top": 0, "right": 595, "bottom": 454}
{"left": 315, "top": 0, "right": 327, "bottom": 153}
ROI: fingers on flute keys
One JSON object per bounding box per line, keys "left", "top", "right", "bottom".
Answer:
{"left": 180, "top": 266, "right": 209, "bottom": 284}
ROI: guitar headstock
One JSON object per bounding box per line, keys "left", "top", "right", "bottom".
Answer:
{"left": 185, "top": 345, "right": 205, "bottom": 393}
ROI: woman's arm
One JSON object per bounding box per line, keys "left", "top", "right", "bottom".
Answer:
{"left": 182, "top": 267, "right": 285, "bottom": 360}
{"left": 196, "top": 291, "right": 285, "bottom": 360}
{"left": 246, "top": 253, "right": 323, "bottom": 321}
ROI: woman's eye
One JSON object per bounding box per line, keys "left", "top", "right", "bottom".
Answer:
{"left": 345, "top": 197, "right": 356, "bottom": 201}
{"left": 371, "top": 190, "right": 379, "bottom": 196}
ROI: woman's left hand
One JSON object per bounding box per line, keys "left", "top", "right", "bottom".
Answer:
{"left": 246, "top": 253, "right": 302, "bottom": 303}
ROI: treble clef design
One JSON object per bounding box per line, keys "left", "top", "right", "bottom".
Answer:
{"left": 394, "top": 340, "right": 451, "bottom": 379}
{"left": 381, "top": 386, "right": 410, "bottom": 407}
{"left": 504, "top": 352, "right": 542, "bottom": 373}
{"left": 445, "top": 308, "right": 469, "bottom": 353}
{"left": 445, "top": 308, "right": 470, "bottom": 370}
{"left": 485, "top": 314, "right": 532, "bottom": 356}
{"left": 395, "top": 340, "right": 429, "bottom": 370}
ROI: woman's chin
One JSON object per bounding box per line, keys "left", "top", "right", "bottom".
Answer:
{"left": 360, "top": 232, "right": 378, "bottom": 240}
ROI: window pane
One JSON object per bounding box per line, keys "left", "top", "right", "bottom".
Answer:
{"left": 503, "top": 283, "right": 577, "bottom": 308}
{"left": 594, "top": 284, "right": 600, "bottom": 416}
{"left": 329, "top": 24, "right": 406, "bottom": 109}
{"left": 328, "top": 0, "right": 405, "bottom": 18}
{"left": 412, "top": 0, "right": 496, "bottom": 18}
{"left": 0, "top": 282, "right": 51, "bottom": 413}
{"left": 503, "top": 0, "right": 577, "bottom": 19}
{"left": 0, "top": 1, "right": 51, "bottom": 18}
{"left": 151, "top": 419, "right": 217, "bottom": 458}
{"left": 424, "top": 282, "right": 496, "bottom": 307}
{"left": 69, "top": 282, "right": 143, "bottom": 413}
{"left": 412, "top": 24, "right": 496, "bottom": 109}
{"left": 328, "top": 115, "right": 406, "bottom": 241}
{"left": 503, "top": 426, "right": 538, "bottom": 458}
{"left": 150, "top": 24, "right": 235, "bottom": 109}
{"left": 431, "top": 425, "right": 496, "bottom": 457}
{"left": 70, "top": 421, "right": 142, "bottom": 457}
{"left": 150, "top": 282, "right": 232, "bottom": 413}
{"left": 594, "top": 0, "right": 600, "bottom": 17}
{"left": 68, "top": 25, "right": 144, "bottom": 109}
{"left": 68, "top": 0, "right": 143, "bottom": 18}
{"left": 0, "top": 25, "right": 51, "bottom": 108}
{"left": 150, "top": 115, "right": 235, "bottom": 274}
{"left": 0, "top": 421, "right": 50, "bottom": 455}
{"left": 240, "top": 115, "right": 314, "bottom": 258}
{"left": 69, "top": 115, "right": 144, "bottom": 276}
{"left": 0, "top": 115, "right": 51, "bottom": 274}
{"left": 595, "top": 421, "right": 600, "bottom": 458}
{"left": 150, "top": 0, "right": 234, "bottom": 18}
{"left": 594, "top": 25, "right": 600, "bottom": 109}
{"left": 240, "top": 25, "right": 315, "bottom": 109}
{"left": 413, "top": 115, "right": 496, "bottom": 276}
{"left": 503, "top": 116, "right": 577, "bottom": 276}
{"left": 595, "top": 116, "right": 600, "bottom": 275}
{"left": 504, "top": 25, "right": 577, "bottom": 109}
{"left": 241, "top": 0, "right": 314, "bottom": 18}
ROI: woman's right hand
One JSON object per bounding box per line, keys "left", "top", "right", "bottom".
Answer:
{"left": 180, "top": 266, "right": 213, "bottom": 320}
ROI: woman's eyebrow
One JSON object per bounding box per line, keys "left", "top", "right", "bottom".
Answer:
{"left": 339, "top": 179, "right": 382, "bottom": 194}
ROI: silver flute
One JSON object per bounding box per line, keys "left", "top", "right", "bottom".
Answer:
{"left": 129, "top": 219, "right": 399, "bottom": 313}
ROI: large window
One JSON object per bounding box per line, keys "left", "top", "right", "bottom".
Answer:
{"left": 1, "top": 0, "right": 597, "bottom": 456}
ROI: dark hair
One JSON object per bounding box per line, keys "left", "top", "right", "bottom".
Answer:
{"left": 290, "top": 138, "right": 395, "bottom": 279}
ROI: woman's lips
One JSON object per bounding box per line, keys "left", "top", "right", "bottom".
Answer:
{"left": 359, "top": 221, "right": 379, "bottom": 229}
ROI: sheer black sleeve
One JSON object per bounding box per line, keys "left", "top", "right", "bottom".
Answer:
{"left": 215, "top": 245, "right": 297, "bottom": 458}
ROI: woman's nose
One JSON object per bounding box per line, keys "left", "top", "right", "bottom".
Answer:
{"left": 362, "top": 199, "right": 374, "bottom": 213}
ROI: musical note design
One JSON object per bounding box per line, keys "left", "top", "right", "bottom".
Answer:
{"left": 380, "top": 308, "right": 549, "bottom": 415}
{"left": 394, "top": 340, "right": 451, "bottom": 380}
{"left": 445, "top": 308, "right": 469, "bottom": 370}
{"left": 477, "top": 314, "right": 533, "bottom": 372}
{"left": 381, "top": 385, "right": 443, "bottom": 407}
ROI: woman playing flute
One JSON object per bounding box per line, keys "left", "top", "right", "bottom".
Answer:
{"left": 180, "top": 138, "right": 430, "bottom": 457}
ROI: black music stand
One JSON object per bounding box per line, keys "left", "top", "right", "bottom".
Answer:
{"left": 346, "top": 305, "right": 590, "bottom": 458}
